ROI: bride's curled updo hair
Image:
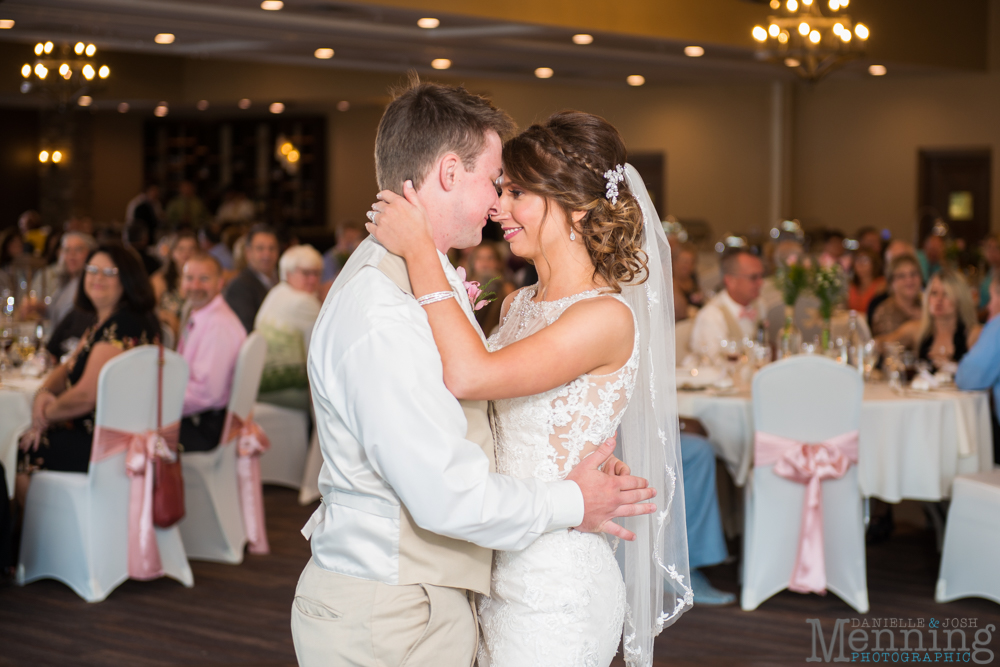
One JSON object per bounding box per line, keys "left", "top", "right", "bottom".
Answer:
{"left": 502, "top": 110, "right": 647, "bottom": 293}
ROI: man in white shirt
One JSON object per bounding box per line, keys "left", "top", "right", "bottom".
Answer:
{"left": 690, "top": 249, "right": 765, "bottom": 360}
{"left": 293, "top": 81, "right": 656, "bottom": 667}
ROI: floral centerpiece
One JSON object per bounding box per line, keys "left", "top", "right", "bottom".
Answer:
{"left": 773, "top": 254, "right": 810, "bottom": 355}
{"left": 811, "top": 257, "right": 846, "bottom": 349}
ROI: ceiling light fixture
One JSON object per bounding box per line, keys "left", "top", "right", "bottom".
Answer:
{"left": 752, "top": 0, "right": 870, "bottom": 81}
{"left": 238, "top": 98, "right": 251, "bottom": 109}
{"left": 868, "top": 64, "right": 886, "bottom": 76}
{"left": 314, "top": 48, "right": 334, "bottom": 59}
{"left": 534, "top": 67, "right": 554, "bottom": 79}
{"left": 51, "top": 151, "right": 63, "bottom": 164}
{"left": 0, "top": 20, "right": 14, "bottom": 29}
{"left": 684, "top": 46, "right": 705, "bottom": 57}
{"left": 572, "top": 34, "right": 593, "bottom": 45}
{"left": 417, "top": 18, "right": 440, "bottom": 29}
{"left": 20, "top": 41, "right": 111, "bottom": 104}
{"left": 39, "top": 150, "right": 49, "bottom": 163}
{"left": 118, "top": 102, "right": 129, "bottom": 113}
{"left": 85, "top": 44, "right": 95, "bottom": 57}
{"left": 197, "top": 100, "right": 210, "bottom": 111}
{"left": 154, "top": 104, "right": 168, "bottom": 117}
{"left": 431, "top": 58, "right": 451, "bottom": 70}
{"left": 261, "top": 0, "right": 283, "bottom": 9}
{"left": 155, "top": 33, "right": 175, "bottom": 44}
{"left": 269, "top": 102, "right": 285, "bottom": 114}
{"left": 626, "top": 75, "right": 645, "bottom": 86}
{"left": 78, "top": 95, "right": 92, "bottom": 107}
{"left": 337, "top": 100, "right": 350, "bottom": 112}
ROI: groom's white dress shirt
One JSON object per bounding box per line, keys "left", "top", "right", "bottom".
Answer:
{"left": 305, "top": 238, "right": 584, "bottom": 587}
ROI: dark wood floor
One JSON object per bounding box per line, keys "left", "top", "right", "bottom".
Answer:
{"left": 2, "top": 488, "right": 998, "bottom": 666}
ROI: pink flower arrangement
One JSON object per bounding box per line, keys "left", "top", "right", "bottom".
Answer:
{"left": 456, "top": 267, "right": 490, "bottom": 311}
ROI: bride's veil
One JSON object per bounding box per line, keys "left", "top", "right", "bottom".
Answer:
{"left": 618, "top": 164, "right": 693, "bottom": 666}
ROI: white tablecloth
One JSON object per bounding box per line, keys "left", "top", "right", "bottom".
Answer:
{"left": 677, "top": 382, "right": 994, "bottom": 502}
{"left": 0, "top": 373, "right": 41, "bottom": 497}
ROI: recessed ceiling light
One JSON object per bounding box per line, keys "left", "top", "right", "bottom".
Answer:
{"left": 337, "top": 100, "right": 350, "bottom": 112}
{"left": 117, "top": 102, "right": 129, "bottom": 113}
{"left": 534, "top": 67, "right": 554, "bottom": 79}
{"left": 269, "top": 102, "right": 285, "bottom": 114}
{"left": 572, "top": 34, "right": 593, "bottom": 45}
{"left": 785, "top": 57, "right": 801, "bottom": 67}
{"left": 261, "top": 0, "right": 283, "bottom": 9}
{"left": 314, "top": 48, "right": 334, "bottom": 59}
{"left": 197, "top": 100, "right": 209, "bottom": 111}
{"left": 85, "top": 43, "right": 96, "bottom": 56}
{"left": 627, "top": 75, "right": 645, "bottom": 86}
{"left": 417, "top": 18, "right": 440, "bottom": 29}
{"left": 431, "top": 58, "right": 451, "bottom": 70}
{"left": 78, "top": 96, "right": 92, "bottom": 107}
{"left": 684, "top": 45, "right": 704, "bottom": 57}
{"left": 238, "top": 98, "right": 251, "bottom": 109}
{"left": 868, "top": 64, "right": 887, "bottom": 76}
{"left": 0, "top": 20, "right": 14, "bottom": 29}
{"left": 154, "top": 33, "right": 175, "bottom": 44}
{"left": 154, "top": 104, "right": 169, "bottom": 117}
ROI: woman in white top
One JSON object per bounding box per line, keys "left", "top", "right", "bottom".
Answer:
{"left": 254, "top": 244, "right": 322, "bottom": 411}
{"left": 368, "top": 111, "right": 690, "bottom": 667}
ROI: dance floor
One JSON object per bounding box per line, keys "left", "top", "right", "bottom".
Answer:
{"left": 2, "top": 487, "right": 998, "bottom": 666}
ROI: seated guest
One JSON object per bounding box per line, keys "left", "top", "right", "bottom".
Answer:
{"left": 177, "top": 253, "right": 247, "bottom": 452}
{"left": 871, "top": 255, "right": 923, "bottom": 346}
{"left": 199, "top": 224, "right": 235, "bottom": 271}
{"left": 321, "top": 220, "right": 366, "bottom": 284}
{"left": 673, "top": 242, "right": 705, "bottom": 315}
{"left": 0, "top": 228, "right": 24, "bottom": 291}
{"left": 165, "top": 180, "right": 209, "bottom": 231}
{"left": 255, "top": 245, "right": 323, "bottom": 411}
{"left": 678, "top": 432, "right": 734, "bottom": 605}
{"left": 917, "top": 231, "right": 946, "bottom": 283}
{"left": 957, "top": 273, "right": 1000, "bottom": 463}
{"left": 866, "top": 239, "right": 915, "bottom": 326}
{"left": 847, "top": 249, "right": 885, "bottom": 315}
{"left": 856, "top": 226, "right": 883, "bottom": 255}
{"left": 28, "top": 232, "right": 96, "bottom": 325}
{"left": 126, "top": 183, "right": 164, "bottom": 241}
{"left": 123, "top": 222, "right": 162, "bottom": 277}
{"left": 818, "top": 228, "right": 847, "bottom": 270}
{"left": 916, "top": 270, "right": 981, "bottom": 370}
{"left": 151, "top": 229, "right": 198, "bottom": 339}
{"left": 16, "top": 244, "right": 159, "bottom": 499}
{"left": 224, "top": 223, "right": 279, "bottom": 332}
{"left": 979, "top": 235, "right": 1000, "bottom": 311}
{"left": 465, "top": 242, "right": 515, "bottom": 337}
{"left": 690, "top": 249, "right": 764, "bottom": 360}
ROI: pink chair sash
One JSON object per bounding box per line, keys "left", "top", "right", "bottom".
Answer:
{"left": 753, "top": 430, "right": 859, "bottom": 595}
{"left": 92, "top": 422, "right": 181, "bottom": 581}
{"left": 223, "top": 411, "right": 271, "bottom": 555}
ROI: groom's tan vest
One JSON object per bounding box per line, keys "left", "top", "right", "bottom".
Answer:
{"left": 376, "top": 252, "right": 495, "bottom": 595}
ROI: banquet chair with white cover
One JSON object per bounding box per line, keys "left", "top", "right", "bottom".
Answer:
{"left": 742, "top": 355, "right": 868, "bottom": 613}
{"left": 255, "top": 402, "right": 309, "bottom": 489}
{"left": 935, "top": 470, "right": 1000, "bottom": 605}
{"left": 16, "top": 346, "right": 194, "bottom": 602}
{"left": 179, "top": 333, "right": 267, "bottom": 563}
{"left": 1, "top": 394, "right": 30, "bottom": 499}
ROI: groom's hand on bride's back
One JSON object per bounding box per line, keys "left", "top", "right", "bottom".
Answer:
{"left": 566, "top": 439, "right": 656, "bottom": 541}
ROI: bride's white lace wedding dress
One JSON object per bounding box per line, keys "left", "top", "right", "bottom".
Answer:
{"left": 477, "top": 286, "right": 639, "bottom": 667}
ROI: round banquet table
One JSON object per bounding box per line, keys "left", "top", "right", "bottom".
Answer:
{"left": 0, "top": 372, "right": 43, "bottom": 498}
{"left": 676, "top": 381, "right": 994, "bottom": 502}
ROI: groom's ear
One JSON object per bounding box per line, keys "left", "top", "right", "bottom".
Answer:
{"left": 436, "top": 152, "right": 461, "bottom": 192}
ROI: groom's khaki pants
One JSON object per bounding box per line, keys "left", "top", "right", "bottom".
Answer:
{"left": 291, "top": 558, "right": 478, "bottom": 667}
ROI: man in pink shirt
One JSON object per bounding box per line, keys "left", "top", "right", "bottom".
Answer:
{"left": 178, "top": 253, "right": 247, "bottom": 452}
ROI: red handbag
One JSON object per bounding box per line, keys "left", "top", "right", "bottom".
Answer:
{"left": 153, "top": 343, "right": 185, "bottom": 528}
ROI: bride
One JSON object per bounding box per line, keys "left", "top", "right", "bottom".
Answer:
{"left": 368, "top": 110, "right": 691, "bottom": 667}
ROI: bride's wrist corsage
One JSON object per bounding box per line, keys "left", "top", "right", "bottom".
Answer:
{"left": 456, "top": 267, "right": 498, "bottom": 312}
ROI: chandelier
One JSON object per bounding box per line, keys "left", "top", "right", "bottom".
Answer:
{"left": 752, "top": 0, "right": 869, "bottom": 82}
{"left": 20, "top": 41, "right": 110, "bottom": 105}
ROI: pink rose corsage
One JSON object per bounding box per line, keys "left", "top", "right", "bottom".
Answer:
{"left": 456, "top": 267, "right": 497, "bottom": 311}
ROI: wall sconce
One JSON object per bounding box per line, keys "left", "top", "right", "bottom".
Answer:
{"left": 39, "top": 149, "right": 66, "bottom": 164}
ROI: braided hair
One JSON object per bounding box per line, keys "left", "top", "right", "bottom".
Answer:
{"left": 502, "top": 111, "right": 647, "bottom": 293}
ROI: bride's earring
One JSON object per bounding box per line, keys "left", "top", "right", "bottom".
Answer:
{"left": 570, "top": 231, "right": 576, "bottom": 241}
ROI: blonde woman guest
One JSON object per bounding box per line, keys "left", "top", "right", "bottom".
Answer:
{"left": 254, "top": 244, "right": 322, "bottom": 411}
{"left": 871, "top": 254, "right": 923, "bottom": 346}
{"left": 916, "top": 270, "right": 981, "bottom": 370}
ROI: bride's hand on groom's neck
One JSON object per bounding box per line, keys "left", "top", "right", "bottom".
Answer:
{"left": 567, "top": 439, "right": 656, "bottom": 541}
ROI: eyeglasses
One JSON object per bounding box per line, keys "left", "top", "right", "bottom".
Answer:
{"left": 84, "top": 265, "right": 119, "bottom": 277}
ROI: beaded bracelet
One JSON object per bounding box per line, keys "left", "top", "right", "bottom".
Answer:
{"left": 416, "top": 291, "right": 456, "bottom": 307}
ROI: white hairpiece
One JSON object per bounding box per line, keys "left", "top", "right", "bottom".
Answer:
{"left": 604, "top": 164, "right": 626, "bottom": 205}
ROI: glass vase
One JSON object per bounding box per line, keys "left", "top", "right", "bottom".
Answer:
{"left": 778, "top": 305, "right": 801, "bottom": 359}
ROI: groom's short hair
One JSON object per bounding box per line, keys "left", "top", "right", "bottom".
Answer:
{"left": 375, "top": 78, "right": 516, "bottom": 193}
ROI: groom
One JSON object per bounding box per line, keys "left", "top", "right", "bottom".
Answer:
{"left": 292, "top": 80, "right": 657, "bottom": 667}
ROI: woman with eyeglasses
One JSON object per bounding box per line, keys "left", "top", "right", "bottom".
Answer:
{"left": 16, "top": 243, "right": 160, "bottom": 502}
{"left": 871, "top": 254, "right": 924, "bottom": 347}
{"left": 253, "top": 244, "right": 323, "bottom": 411}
